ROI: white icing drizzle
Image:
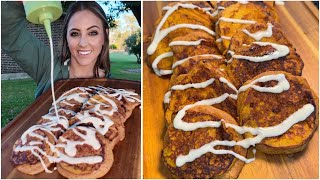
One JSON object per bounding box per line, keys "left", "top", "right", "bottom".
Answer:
{"left": 172, "top": 54, "right": 222, "bottom": 69}
{"left": 176, "top": 104, "right": 315, "bottom": 167}
{"left": 164, "top": 91, "right": 172, "bottom": 104}
{"left": 73, "top": 111, "right": 114, "bottom": 136}
{"left": 211, "top": 6, "right": 225, "bottom": 17}
{"left": 149, "top": 24, "right": 215, "bottom": 56}
{"left": 217, "top": 17, "right": 256, "bottom": 25}
{"left": 164, "top": 77, "right": 237, "bottom": 104}
{"left": 162, "top": 4, "right": 215, "bottom": 17}
{"left": 21, "top": 125, "right": 57, "bottom": 145}
{"left": 147, "top": 3, "right": 215, "bottom": 56}
{"left": 171, "top": 78, "right": 215, "bottom": 90}
{"left": 173, "top": 93, "right": 230, "bottom": 131}
{"left": 48, "top": 37, "right": 60, "bottom": 125}
{"left": 152, "top": 52, "right": 173, "bottom": 76}
{"left": 169, "top": 39, "right": 206, "bottom": 46}
{"left": 91, "top": 86, "right": 141, "bottom": 103}
{"left": 238, "top": 0, "right": 249, "bottom": 4}
{"left": 238, "top": 74, "right": 290, "bottom": 93}
{"left": 219, "top": 77, "right": 238, "bottom": 100}
{"left": 57, "top": 127, "right": 101, "bottom": 157}
{"left": 216, "top": 36, "right": 231, "bottom": 42}
{"left": 232, "top": 42, "right": 290, "bottom": 62}
{"left": 242, "top": 23, "right": 274, "bottom": 41}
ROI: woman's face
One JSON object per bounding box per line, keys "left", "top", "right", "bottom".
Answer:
{"left": 67, "top": 10, "right": 105, "bottom": 67}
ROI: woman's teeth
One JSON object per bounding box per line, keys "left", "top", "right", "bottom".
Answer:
{"left": 78, "top": 51, "right": 92, "bottom": 55}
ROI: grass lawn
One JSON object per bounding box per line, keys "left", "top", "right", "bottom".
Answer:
{"left": 1, "top": 78, "right": 37, "bottom": 128}
{"left": 110, "top": 52, "right": 141, "bottom": 81}
{"left": 1, "top": 52, "right": 141, "bottom": 128}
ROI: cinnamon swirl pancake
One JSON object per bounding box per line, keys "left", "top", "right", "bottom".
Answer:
{"left": 56, "top": 126, "right": 114, "bottom": 179}
{"left": 90, "top": 86, "right": 141, "bottom": 120}
{"left": 55, "top": 87, "right": 93, "bottom": 112}
{"left": 10, "top": 126, "right": 57, "bottom": 175}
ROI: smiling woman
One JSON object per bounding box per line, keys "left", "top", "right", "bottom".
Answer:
{"left": 62, "top": 3, "right": 110, "bottom": 79}
{"left": 1, "top": 1, "right": 112, "bottom": 98}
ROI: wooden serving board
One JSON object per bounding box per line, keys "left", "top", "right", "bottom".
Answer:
{"left": 143, "top": 1, "right": 319, "bottom": 179}
{"left": 1, "top": 79, "right": 141, "bottom": 179}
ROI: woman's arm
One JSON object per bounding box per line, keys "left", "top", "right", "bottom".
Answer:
{"left": 1, "top": 1, "right": 52, "bottom": 84}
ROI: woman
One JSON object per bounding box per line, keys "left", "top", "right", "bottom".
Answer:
{"left": 1, "top": 1, "right": 110, "bottom": 98}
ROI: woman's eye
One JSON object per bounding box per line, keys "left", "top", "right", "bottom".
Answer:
{"left": 89, "top": 31, "right": 98, "bottom": 36}
{"left": 70, "top": 32, "right": 79, "bottom": 37}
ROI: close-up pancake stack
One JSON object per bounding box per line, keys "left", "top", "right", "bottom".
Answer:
{"left": 146, "top": 1, "right": 318, "bottom": 178}
{"left": 10, "top": 86, "right": 141, "bottom": 178}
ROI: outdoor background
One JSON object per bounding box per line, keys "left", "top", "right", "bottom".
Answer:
{"left": 1, "top": 1, "right": 141, "bottom": 128}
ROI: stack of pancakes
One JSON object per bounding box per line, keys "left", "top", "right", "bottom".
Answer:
{"left": 10, "top": 86, "right": 141, "bottom": 178}
{"left": 147, "top": 1, "right": 318, "bottom": 178}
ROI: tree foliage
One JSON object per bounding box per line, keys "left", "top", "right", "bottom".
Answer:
{"left": 124, "top": 30, "right": 141, "bottom": 64}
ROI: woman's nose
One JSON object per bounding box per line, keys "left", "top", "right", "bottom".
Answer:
{"left": 78, "top": 35, "right": 89, "bottom": 47}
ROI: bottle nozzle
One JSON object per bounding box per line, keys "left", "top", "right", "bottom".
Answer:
{"left": 43, "top": 19, "right": 52, "bottom": 38}
{"left": 39, "top": 12, "right": 53, "bottom": 38}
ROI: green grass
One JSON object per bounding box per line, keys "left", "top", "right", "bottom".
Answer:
{"left": 1, "top": 52, "right": 140, "bottom": 128}
{"left": 1, "top": 78, "right": 37, "bottom": 128}
{"left": 110, "top": 52, "right": 141, "bottom": 81}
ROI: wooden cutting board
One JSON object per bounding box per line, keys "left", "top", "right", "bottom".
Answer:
{"left": 143, "top": 1, "right": 319, "bottom": 178}
{"left": 1, "top": 79, "right": 141, "bottom": 179}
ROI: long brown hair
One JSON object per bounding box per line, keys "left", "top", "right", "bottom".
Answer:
{"left": 60, "top": 1, "right": 110, "bottom": 77}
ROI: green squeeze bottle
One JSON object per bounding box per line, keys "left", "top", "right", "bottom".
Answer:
{"left": 23, "top": 1, "right": 62, "bottom": 38}
{"left": 23, "top": 1, "right": 63, "bottom": 119}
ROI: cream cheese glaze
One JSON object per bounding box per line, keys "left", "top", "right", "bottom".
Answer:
{"left": 232, "top": 42, "right": 290, "bottom": 62}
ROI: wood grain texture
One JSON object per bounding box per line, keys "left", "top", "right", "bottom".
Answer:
{"left": 1, "top": 79, "right": 141, "bottom": 179}
{"left": 143, "top": 1, "right": 319, "bottom": 179}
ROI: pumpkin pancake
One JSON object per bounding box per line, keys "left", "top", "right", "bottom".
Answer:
{"left": 215, "top": 2, "right": 279, "bottom": 55}
{"left": 226, "top": 41, "right": 304, "bottom": 89}
{"left": 237, "top": 71, "right": 318, "bottom": 154}
{"left": 169, "top": 31, "right": 226, "bottom": 85}
{"left": 165, "top": 62, "right": 237, "bottom": 123}
{"left": 163, "top": 105, "right": 246, "bottom": 178}
{"left": 147, "top": 1, "right": 214, "bottom": 76}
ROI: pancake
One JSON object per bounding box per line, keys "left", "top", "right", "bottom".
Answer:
{"left": 215, "top": 2, "right": 279, "bottom": 55}
{"left": 237, "top": 71, "right": 319, "bottom": 154}
{"left": 55, "top": 87, "right": 93, "bottom": 112}
{"left": 168, "top": 31, "right": 226, "bottom": 85}
{"left": 228, "top": 22, "right": 292, "bottom": 57}
{"left": 169, "top": 56, "right": 227, "bottom": 89}
{"left": 163, "top": 105, "right": 246, "bottom": 178}
{"left": 165, "top": 62, "right": 238, "bottom": 124}
{"left": 37, "top": 109, "right": 75, "bottom": 138}
{"left": 56, "top": 126, "right": 114, "bottom": 179}
{"left": 226, "top": 41, "right": 304, "bottom": 89}
{"left": 90, "top": 86, "right": 141, "bottom": 120}
{"left": 69, "top": 110, "right": 125, "bottom": 149}
{"left": 147, "top": 1, "right": 214, "bottom": 76}
{"left": 10, "top": 126, "right": 56, "bottom": 175}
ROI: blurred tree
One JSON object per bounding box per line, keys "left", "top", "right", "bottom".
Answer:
{"left": 102, "top": 1, "right": 141, "bottom": 26}
{"left": 124, "top": 30, "right": 141, "bottom": 64}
